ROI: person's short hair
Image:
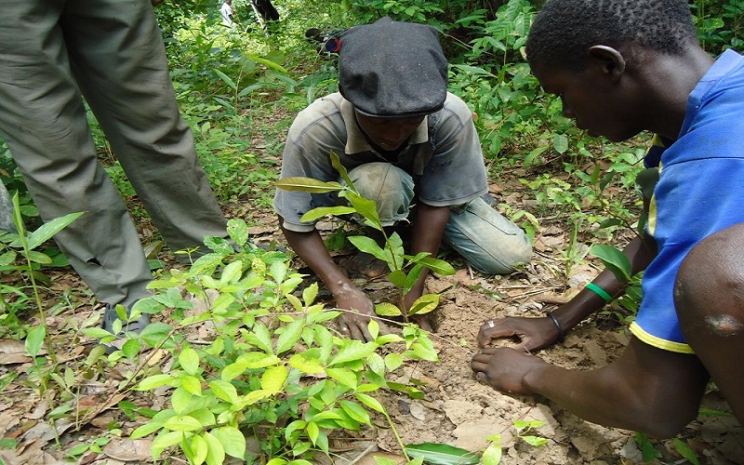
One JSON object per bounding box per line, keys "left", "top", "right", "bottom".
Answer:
{"left": 338, "top": 17, "right": 448, "bottom": 118}
{"left": 526, "top": 0, "right": 698, "bottom": 71}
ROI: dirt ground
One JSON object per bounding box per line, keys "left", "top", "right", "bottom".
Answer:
{"left": 309, "top": 227, "right": 744, "bottom": 465}
{"left": 1, "top": 171, "right": 743, "bottom": 464}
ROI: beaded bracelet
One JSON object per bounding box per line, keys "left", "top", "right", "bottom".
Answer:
{"left": 546, "top": 311, "right": 565, "bottom": 343}
{"left": 585, "top": 282, "right": 613, "bottom": 303}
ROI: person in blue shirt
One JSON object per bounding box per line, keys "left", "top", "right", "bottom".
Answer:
{"left": 472, "top": 0, "right": 744, "bottom": 437}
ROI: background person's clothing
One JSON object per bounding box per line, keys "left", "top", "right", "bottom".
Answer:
{"left": 274, "top": 92, "right": 532, "bottom": 274}
{"left": 0, "top": 0, "right": 229, "bottom": 308}
{"left": 630, "top": 49, "right": 744, "bottom": 353}
{"left": 220, "top": 2, "right": 234, "bottom": 27}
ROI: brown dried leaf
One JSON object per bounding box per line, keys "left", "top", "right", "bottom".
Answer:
{"left": 103, "top": 438, "right": 153, "bottom": 462}
{"left": 0, "top": 338, "right": 32, "bottom": 365}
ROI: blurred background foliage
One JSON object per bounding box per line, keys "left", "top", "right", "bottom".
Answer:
{"left": 1, "top": 0, "right": 741, "bottom": 237}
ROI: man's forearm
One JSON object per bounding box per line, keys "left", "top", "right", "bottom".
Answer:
{"left": 554, "top": 235, "right": 657, "bottom": 330}
{"left": 279, "top": 217, "right": 351, "bottom": 294}
{"left": 409, "top": 203, "right": 450, "bottom": 291}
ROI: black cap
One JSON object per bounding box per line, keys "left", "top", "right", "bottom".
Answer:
{"left": 339, "top": 17, "right": 448, "bottom": 118}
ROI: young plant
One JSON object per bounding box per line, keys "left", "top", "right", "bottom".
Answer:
{"left": 275, "top": 151, "right": 455, "bottom": 323}
{"left": 85, "top": 219, "right": 438, "bottom": 464}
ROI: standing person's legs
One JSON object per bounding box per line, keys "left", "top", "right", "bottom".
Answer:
{"left": 675, "top": 222, "right": 744, "bottom": 426}
{"left": 62, "top": 0, "right": 229, "bottom": 257}
{"left": 444, "top": 197, "right": 532, "bottom": 274}
{"left": 0, "top": 0, "right": 153, "bottom": 308}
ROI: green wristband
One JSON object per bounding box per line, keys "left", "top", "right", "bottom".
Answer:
{"left": 585, "top": 283, "right": 613, "bottom": 303}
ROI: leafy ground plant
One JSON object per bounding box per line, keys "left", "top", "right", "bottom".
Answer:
{"left": 275, "top": 151, "right": 456, "bottom": 323}
{"left": 87, "top": 218, "right": 438, "bottom": 464}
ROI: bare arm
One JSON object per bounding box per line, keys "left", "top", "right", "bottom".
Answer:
{"left": 472, "top": 337, "right": 709, "bottom": 438}
{"left": 399, "top": 203, "right": 450, "bottom": 324}
{"left": 279, "top": 215, "right": 378, "bottom": 341}
{"left": 478, "top": 234, "right": 657, "bottom": 350}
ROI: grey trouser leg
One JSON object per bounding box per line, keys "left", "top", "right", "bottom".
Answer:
{"left": 0, "top": 0, "right": 228, "bottom": 307}
{"left": 0, "top": 181, "right": 14, "bottom": 232}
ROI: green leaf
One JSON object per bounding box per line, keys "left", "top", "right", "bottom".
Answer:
{"left": 300, "top": 206, "right": 356, "bottom": 223}
{"left": 329, "top": 150, "right": 354, "bottom": 188}
{"left": 245, "top": 53, "right": 288, "bottom": 73}
{"left": 214, "top": 427, "right": 246, "bottom": 460}
{"left": 673, "top": 438, "right": 699, "bottom": 465}
{"left": 347, "top": 236, "right": 388, "bottom": 263}
{"left": 344, "top": 192, "right": 381, "bottom": 230}
{"left": 213, "top": 69, "right": 237, "bottom": 91}
{"left": 408, "top": 294, "right": 439, "bottom": 316}
{"left": 589, "top": 244, "right": 631, "bottom": 283}
{"left": 329, "top": 341, "right": 376, "bottom": 366}
{"left": 137, "top": 374, "right": 174, "bottom": 391}
{"left": 188, "top": 434, "right": 209, "bottom": 465}
{"left": 245, "top": 323, "right": 274, "bottom": 354}
{"left": 204, "top": 431, "right": 226, "bottom": 465}
{"left": 209, "top": 380, "right": 239, "bottom": 403}
{"left": 261, "top": 366, "right": 288, "bottom": 394}
{"left": 415, "top": 256, "right": 456, "bottom": 276}
{"left": 520, "top": 436, "right": 547, "bottom": 447}
{"left": 326, "top": 367, "right": 358, "bottom": 389}
{"left": 164, "top": 415, "right": 203, "bottom": 432}
{"left": 275, "top": 177, "right": 345, "bottom": 193}
{"left": 405, "top": 443, "right": 480, "bottom": 465}
{"left": 27, "top": 250, "right": 52, "bottom": 265}
{"left": 131, "top": 421, "right": 164, "bottom": 439}
{"left": 151, "top": 431, "right": 183, "bottom": 460}
{"left": 288, "top": 353, "right": 326, "bottom": 374}
{"left": 181, "top": 375, "right": 203, "bottom": 396}
{"left": 552, "top": 134, "right": 569, "bottom": 154}
{"left": 121, "top": 338, "right": 141, "bottom": 359}
{"left": 598, "top": 218, "right": 623, "bottom": 229}
{"left": 276, "top": 319, "right": 304, "bottom": 354}
{"left": 388, "top": 270, "right": 407, "bottom": 289}
{"left": 83, "top": 327, "right": 116, "bottom": 339}
{"left": 237, "top": 352, "right": 281, "bottom": 369}
{"left": 482, "top": 443, "right": 503, "bottom": 465}
{"left": 25, "top": 212, "right": 84, "bottom": 250}
{"left": 220, "top": 261, "right": 243, "bottom": 284}
{"left": 226, "top": 218, "right": 249, "bottom": 248}
{"left": 307, "top": 421, "right": 320, "bottom": 445}
{"left": 384, "top": 353, "right": 403, "bottom": 371}
{"left": 0, "top": 250, "right": 16, "bottom": 266}
{"left": 179, "top": 347, "right": 200, "bottom": 376}
{"left": 25, "top": 325, "right": 45, "bottom": 357}
{"left": 355, "top": 393, "right": 386, "bottom": 414}
{"left": 339, "top": 400, "right": 371, "bottom": 425}
{"left": 375, "top": 302, "right": 402, "bottom": 317}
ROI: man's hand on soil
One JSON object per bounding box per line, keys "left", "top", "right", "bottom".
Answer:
{"left": 477, "top": 316, "right": 560, "bottom": 351}
{"left": 471, "top": 347, "right": 545, "bottom": 395}
{"left": 334, "top": 283, "right": 388, "bottom": 342}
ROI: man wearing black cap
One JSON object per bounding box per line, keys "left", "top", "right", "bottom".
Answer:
{"left": 274, "top": 17, "right": 531, "bottom": 341}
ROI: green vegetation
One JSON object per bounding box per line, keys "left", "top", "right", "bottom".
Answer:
{"left": 0, "top": 0, "right": 741, "bottom": 463}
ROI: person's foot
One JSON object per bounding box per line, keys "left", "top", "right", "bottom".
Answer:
{"left": 347, "top": 252, "right": 388, "bottom": 278}
{"left": 101, "top": 303, "right": 149, "bottom": 353}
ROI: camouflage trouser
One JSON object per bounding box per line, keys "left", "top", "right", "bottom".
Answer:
{"left": 0, "top": 181, "right": 13, "bottom": 232}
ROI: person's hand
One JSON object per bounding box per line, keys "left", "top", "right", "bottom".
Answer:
{"left": 334, "top": 284, "right": 386, "bottom": 342}
{"left": 477, "top": 316, "right": 560, "bottom": 351}
{"left": 471, "top": 347, "right": 546, "bottom": 395}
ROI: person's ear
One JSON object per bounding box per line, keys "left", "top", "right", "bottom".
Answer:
{"left": 588, "top": 45, "right": 626, "bottom": 82}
